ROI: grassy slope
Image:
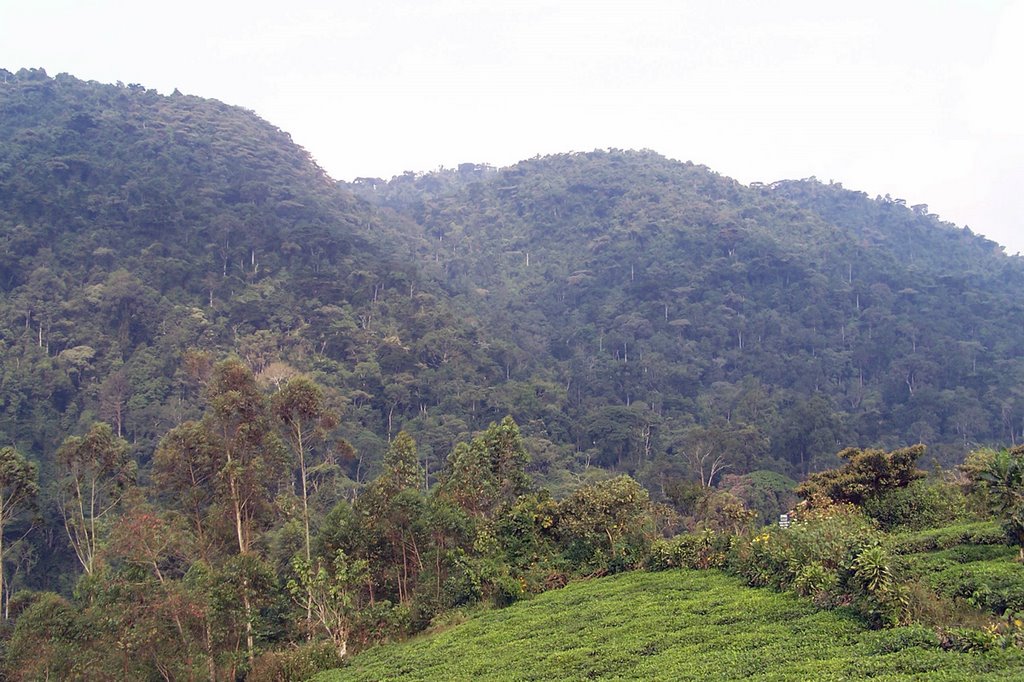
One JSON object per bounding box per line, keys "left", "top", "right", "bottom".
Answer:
{"left": 314, "top": 570, "right": 1024, "bottom": 681}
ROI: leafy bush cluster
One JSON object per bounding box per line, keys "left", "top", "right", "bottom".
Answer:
{"left": 891, "top": 522, "right": 1008, "bottom": 554}
{"left": 861, "top": 479, "right": 968, "bottom": 531}
{"left": 725, "top": 504, "right": 911, "bottom": 627}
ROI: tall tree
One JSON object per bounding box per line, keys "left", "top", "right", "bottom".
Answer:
{"left": 56, "top": 423, "right": 133, "bottom": 575}
{"left": 204, "top": 358, "right": 285, "bottom": 556}
{"left": 271, "top": 376, "right": 338, "bottom": 562}
{"left": 202, "top": 358, "right": 285, "bottom": 665}
{"left": 0, "top": 446, "right": 38, "bottom": 618}
{"left": 152, "top": 421, "right": 221, "bottom": 560}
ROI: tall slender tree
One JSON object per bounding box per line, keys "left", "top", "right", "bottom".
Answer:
{"left": 271, "top": 376, "right": 338, "bottom": 562}
{"left": 0, "top": 446, "right": 38, "bottom": 618}
{"left": 56, "top": 423, "right": 133, "bottom": 575}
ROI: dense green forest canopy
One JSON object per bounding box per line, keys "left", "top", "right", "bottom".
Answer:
{"left": 348, "top": 146, "right": 1024, "bottom": 477}
{"left": 3, "top": 67, "right": 1024, "bottom": 497}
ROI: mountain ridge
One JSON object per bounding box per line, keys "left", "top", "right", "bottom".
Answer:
{"left": 1, "top": 69, "right": 1022, "bottom": 486}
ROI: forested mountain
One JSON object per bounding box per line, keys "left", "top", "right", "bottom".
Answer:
{"left": 350, "top": 151, "right": 1024, "bottom": 479}
{"left": 0, "top": 67, "right": 477, "bottom": 481}
{"left": 3, "top": 68, "right": 1024, "bottom": 498}
{"left": 3, "top": 68, "right": 1024, "bottom": 680}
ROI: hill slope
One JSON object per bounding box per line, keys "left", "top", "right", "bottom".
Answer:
{"left": 3, "top": 68, "right": 1024, "bottom": 492}
{"left": 354, "top": 151, "right": 1024, "bottom": 476}
{"left": 0, "top": 68, "right": 491, "bottom": 475}
{"left": 314, "top": 569, "right": 1024, "bottom": 681}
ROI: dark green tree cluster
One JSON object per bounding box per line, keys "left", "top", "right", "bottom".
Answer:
{"left": 2, "top": 358, "right": 665, "bottom": 679}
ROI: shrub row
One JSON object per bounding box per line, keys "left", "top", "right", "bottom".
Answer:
{"left": 890, "top": 522, "right": 1007, "bottom": 554}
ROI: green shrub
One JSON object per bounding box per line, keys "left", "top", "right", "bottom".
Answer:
{"left": 862, "top": 479, "right": 967, "bottom": 531}
{"left": 890, "top": 521, "right": 1007, "bottom": 554}
{"left": 725, "top": 505, "right": 920, "bottom": 627}
{"left": 646, "top": 531, "right": 729, "bottom": 572}
{"left": 793, "top": 562, "right": 837, "bottom": 598}
{"left": 249, "top": 642, "right": 343, "bottom": 682}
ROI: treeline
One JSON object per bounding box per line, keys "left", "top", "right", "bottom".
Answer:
{"left": 0, "top": 360, "right": 679, "bottom": 680}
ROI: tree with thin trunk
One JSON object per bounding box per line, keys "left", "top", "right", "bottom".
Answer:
{"left": 287, "top": 550, "right": 367, "bottom": 659}
{"left": 677, "top": 424, "right": 732, "bottom": 489}
{"left": 203, "top": 358, "right": 285, "bottom": 666}
{"left": 56, "top": 423, "right": 133, "bottom": 575}
{"left": 98, "top": 369, "right": 131, "bottom": 438}
{"left": 271, "top": 376, "right": 338, "bottom": 563}
{"left": 0, "top": 446, "right": 38, "bottom": 619}
{"left": 272, "top": 376, "right": 338, "bottom": 629}
{"left": 205, "top": 358, "right": 284, "bottom": 556}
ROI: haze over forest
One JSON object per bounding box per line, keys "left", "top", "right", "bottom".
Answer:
{"left": 3, "top": 1, "right": 1022, "bottom": 255}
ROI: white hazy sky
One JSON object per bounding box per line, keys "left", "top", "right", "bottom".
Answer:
{"left": 2, "top": 0, "right": 1022, "bottom": 253}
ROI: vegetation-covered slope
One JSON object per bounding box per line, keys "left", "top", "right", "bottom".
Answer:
{"left": 3, "top": 68, "right": 1023, "bottom": 494}
{"left": 0, "top": 67, "right": 491, "bottom": 478}
{"left": 314, "top": 569, "right": 1024, "bottom": 681}
{"left": 4, "top": 68, "right": 1024, "bottom": 680}
{"left": 353, "top": 153, "right": 1024, "bottom": 480}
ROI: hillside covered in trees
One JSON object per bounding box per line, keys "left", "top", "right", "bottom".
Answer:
{"left": 2, "top": 69, "right": 1024, "bottom": 679}
{"left": 349, "top": 145, "right": 1024, "bottom": 477}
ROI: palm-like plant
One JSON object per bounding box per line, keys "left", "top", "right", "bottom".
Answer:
{"left": 978, "top": 449, "right": 1024, "bottom": 561}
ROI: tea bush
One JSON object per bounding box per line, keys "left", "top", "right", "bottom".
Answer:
{"left": 313, "top": 570, "right": 1024, "bottom": 681}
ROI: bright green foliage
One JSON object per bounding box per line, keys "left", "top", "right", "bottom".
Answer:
{"left": 853, "top": 544, "right": 907, "bottom": 624}
{"left": 288, "top": 550, "right": 368, "bottom": 658}
{"left": 793, "top": 562, "right": 837, "bottom": 598}
{"left": 796, "top": 445, "right": 927, "bottom": 506}
{"left": 901, "top": 543, "right": 1024, "bottom": 618}
{"left": 891, "top": 521, "right": 1008, "bottom": 554}
{"left": 312, "top": 570, "right": 1024, "bottom": 681}
{"left": 439, "top": 417, "right": 531, "bottom": 518}
{"left": 976, "top": 448, "right": 1024, "bottom": 560}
